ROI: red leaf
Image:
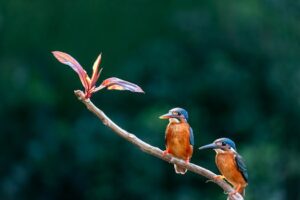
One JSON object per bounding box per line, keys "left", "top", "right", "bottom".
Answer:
{"left": 96, "top": 77, "right": 144, "bottom": 93}
{"left": 53, "top": 51, "right": 145, "bottom": 98}
{"left": 52, "top": 51, "right": 89, "bottom": 90}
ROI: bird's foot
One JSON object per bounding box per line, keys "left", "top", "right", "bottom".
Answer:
{"left": 228, "top": 190, "right": 238, "bottom": 196}
{"left": 214, "top": 175, "right": 226, "bottom": 181}
{"left": 206, "top": 175, "right": 225, "bottom": 183}
{"left": 227, "top": 190, "right": 240, "bottom": 200}
{"left": 227, "top": 184, "right": 241, "bottom": 198}
{"left": 162, "top": 149, "right": 169, "bottom": 156}
{"left": 185, "top": 159, "right": 190, "bottom": 164}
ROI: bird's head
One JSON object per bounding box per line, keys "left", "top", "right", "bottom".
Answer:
{"left": 198, "top": 138, "right": 237, "bottom": 153}
{"left": 159, "top": 107, "right": 188, "bottom": 123}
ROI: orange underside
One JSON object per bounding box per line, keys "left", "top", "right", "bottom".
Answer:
{"left": 215, "top": 152, "right": 247, "bottom": 195}
{"left": 165, "top": 122, "right": 193, "bottom": 161}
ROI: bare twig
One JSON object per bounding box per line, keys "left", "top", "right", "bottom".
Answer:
{"left": 74, "top": 90, "right": 244, "bottom": 200}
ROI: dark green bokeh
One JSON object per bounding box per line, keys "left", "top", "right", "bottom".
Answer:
{"left": 1, "top": 0, "right": 300, "bottom": 199}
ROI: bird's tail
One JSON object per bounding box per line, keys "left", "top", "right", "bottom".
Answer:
{"left": 238, "top": 186, "right": 246, "bottom": 197}
{"left": 174, "top": 164, "right": 187, "bottom": 175}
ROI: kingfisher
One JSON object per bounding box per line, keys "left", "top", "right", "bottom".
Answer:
{"left": 199, "top": 138, "right": 248, "bottom": 197}
{"left": 159, "top": 108, "right": 194, "bottom": 174}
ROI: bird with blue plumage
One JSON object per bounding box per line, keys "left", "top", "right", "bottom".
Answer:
{"left": 159, "top": 108, "right": 194, "bottom": 174}
{"left": 199, "top": 138, "right": 248, "bottom": 198}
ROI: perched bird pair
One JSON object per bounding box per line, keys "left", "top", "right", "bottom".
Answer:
{"left": 160, "top": 107, "right": 248, "bottom": 197}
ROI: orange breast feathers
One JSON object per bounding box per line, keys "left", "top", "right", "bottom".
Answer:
{"left": 215, "top": 152, "right": 248, "bottom": 188}
{"left": 165, "top": 122, "right": 193, "bottom": 161}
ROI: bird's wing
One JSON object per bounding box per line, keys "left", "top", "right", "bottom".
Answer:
{"left": 235, "top": 153, "right": 248, "bottom": 182}
{"left": 189, "top": 127, "right": 194, "bottom": 146}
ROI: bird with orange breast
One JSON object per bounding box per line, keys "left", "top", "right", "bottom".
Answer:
{"left": 159, "top": 108, "right": 194, "bottom": 174}
{"left": 199, "top": 138, "right": 248, "bottom": 198}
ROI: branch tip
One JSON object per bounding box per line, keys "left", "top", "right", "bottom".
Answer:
{"left": 74, "top": 90, "right": 85, "bottom": 100}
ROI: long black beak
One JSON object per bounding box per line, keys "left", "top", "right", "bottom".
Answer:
{"left": 159, "top": 113, "right": 176, "bottom": 119}
{"left": 198, "top": 143, "right": 218, "bottom": 150}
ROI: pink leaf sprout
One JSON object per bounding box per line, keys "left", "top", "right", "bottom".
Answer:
{"left": 52, "top": 51, "right": 144, "bottom": 98}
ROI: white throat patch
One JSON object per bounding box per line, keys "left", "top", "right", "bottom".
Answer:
{"left": 214, "top": 149, "right": 225, "bottom": 153}
{"left": 230, "top": 147, "right": 237, "bottom": 153}
{"left": 214, "top": 147, "right": 236, "bottom": 154}
{"left": 169, "top": 118, "right": 180, "bottom": 123}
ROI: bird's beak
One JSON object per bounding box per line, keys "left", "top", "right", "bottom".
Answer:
{"left": 159, "top": 113, "right": 175, "bottom": 119}
{"left": 198, "top": 143, "right": 218, "bottom": 150}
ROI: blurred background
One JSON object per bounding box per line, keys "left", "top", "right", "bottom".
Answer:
{"left": 1, "top": 0, "right": 300, "bottom": 199}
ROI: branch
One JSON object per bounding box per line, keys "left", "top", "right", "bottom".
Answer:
{"left": 74, "top": 90, "right": 243, "bottom": 200}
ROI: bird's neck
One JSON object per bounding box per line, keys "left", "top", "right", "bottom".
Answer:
{"left": 215, "top": 149, "right": 237, "bottom": 155}
{"left": 214, "top": 149, "right": 226, "bottom": 154}
{"left": 168, "top": 118, "right": 186, "bottom": 124}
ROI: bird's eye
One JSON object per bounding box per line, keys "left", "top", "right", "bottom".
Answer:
{"left": 173, "top": 112, "right": 179, "bottom": 115}
{"left": 221, "top": 142, "right": 226, "bottom": 146}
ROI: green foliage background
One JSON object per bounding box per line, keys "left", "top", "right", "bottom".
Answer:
{"left": 1, "top": 0, "right": 300, "bottom": 199}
